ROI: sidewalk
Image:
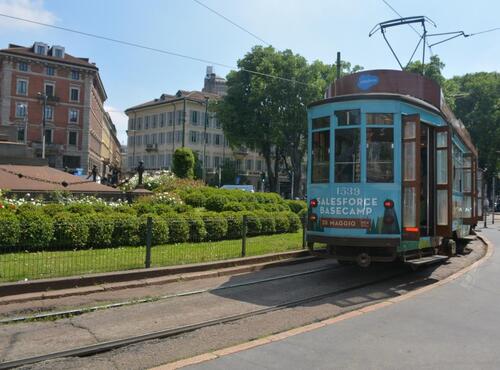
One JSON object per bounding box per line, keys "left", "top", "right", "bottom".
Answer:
{"left": 185, "top": 226, "right": 500, "bottom": 370}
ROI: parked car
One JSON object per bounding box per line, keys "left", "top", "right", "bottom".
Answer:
{"left": 220, "top": 185, "right": 255, "bottom": 192}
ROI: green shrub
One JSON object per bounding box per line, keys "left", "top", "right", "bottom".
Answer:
{"left": 184, "top": 192, "right": 206, "bottom": 208}
{"left": 242, "top": 202, "right": 256, "bottom": 211}
{"left": 139, "top": 214, "right": 169, "bottom": 245}
{"left": 254, "top": 211, "right": 275, "bottom": 234}
{"left": 164, "top": 215, "right": 189, "bottom": 243}
{"left": 285, "top": 211, "right": 302, "bottom": 232}
{"left": 202, "top": 213, "right": 228, "bottom": 241}
{"left": 84, "top": 213, "right": 114, "bottom": 248}
{"left": 65, "top": 203, "right": 95, "bottom": 215}
{"left": 114, "top": 205, "right": 136, "bottom": 214}
{"left": 52, "top": 212, "right": 89, "bottom": 248}
{"left": 298, "top": 208, "right": 307, "bottom": 220}
{"left": 186, "top": 214, "right": 207, "bottom": 242}
{"left": 153, "top": 204, "right": 174, "bottom": 215}
{"left": 172, "top": 147, "right": 195, "bottom": 179}
{"left": 205, "top": 195, "right": 229, "bottom": 212}
{"left": 285, "top": 200, "right": 307, "bottom": 214}
{"left": 110, "top": 213, "right": 140, "bottom": 246}
{"left": 18, "top": 210, "right": 54, "bottom": 249}
{"left": 223, "top": 211, "right": 243, "bottom": 238}
{"left": 240, "top": 211, "right": 261, "bottom": 235}
{"left": 222, "top": 202, "right": 245, "bottom": 212}
{"left": 132, "top": 202, "right": 155, "bottom": 216}
{"left": 0, "top": 212, "right": 20, "bottom": 247}
{"left": 41, "top": 203, "right": 66, "bottom": 217}
{"left": 274, "top": 213, "right": 290, "bottom": 233}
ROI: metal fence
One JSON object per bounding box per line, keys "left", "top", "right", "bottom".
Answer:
{"left": 0, "top": 216, "right": 306, "bottom": 283}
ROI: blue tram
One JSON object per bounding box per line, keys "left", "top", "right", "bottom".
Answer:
{"left": 306, "top": 70, "right": 482, "bottom": 267}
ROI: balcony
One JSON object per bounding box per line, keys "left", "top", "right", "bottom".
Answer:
{"left": 145, "top": 143, "right": 158, "bottom": 152}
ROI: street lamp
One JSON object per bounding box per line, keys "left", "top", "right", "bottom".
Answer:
{"left": 37, "top": 92, "right": 48, "bottom": 159}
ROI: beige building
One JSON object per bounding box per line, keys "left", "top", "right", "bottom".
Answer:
{"left": 125, "top": 89, "right": 266, "bottom": 188}
{"left": 0, "top": 42, "right": 121, "bottom": 174}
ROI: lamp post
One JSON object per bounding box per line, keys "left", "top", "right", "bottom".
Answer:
{"left": 203, "top": 96, "right": 209, "bottom": 184}
{"left": 37, "top": 92, "right": 47, "bottom": 159}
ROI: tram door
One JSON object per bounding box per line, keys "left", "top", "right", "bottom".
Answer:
{"left": 419, "top": 124, "right": 435, "bottom": 236}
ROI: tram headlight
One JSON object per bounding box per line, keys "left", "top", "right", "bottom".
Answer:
{"left": 383, "top": 199, "right": 394, "bottom": 209}
{"left": 309, "top": 199, "right": 318, "bottom": 208}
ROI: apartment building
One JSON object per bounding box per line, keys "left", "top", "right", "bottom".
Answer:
{"left": 125, "top": 88, "right": 266, "bottom": 187}
{"left": 0, "top": 42, "right": 121, "bottom": 174}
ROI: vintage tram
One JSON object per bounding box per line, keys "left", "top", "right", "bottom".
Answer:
{"left": 306, "top": 70, "right": 483, "bottom": 267}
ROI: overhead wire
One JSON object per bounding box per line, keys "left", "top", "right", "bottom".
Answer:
{"left": 0, "top": 13, "right": 309, "bottom": 86}
{"left": 192, "top": 0, "right": 271, "bottom": 46}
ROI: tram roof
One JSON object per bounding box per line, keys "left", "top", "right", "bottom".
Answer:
{"left": 309, "top": 69, "right": 477, "bottom": 157}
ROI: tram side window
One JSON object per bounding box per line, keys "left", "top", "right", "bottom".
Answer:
{"left": 311, "top": 131, "right": 330, "bottom": 183}
{"left": 367, "top": 128, "right": 394, "bottom": 182}
{"left": 335, "top": 129, "right": 360, "bottom": 183}
{"left": 312, "top": 116, "right": 330, "bottom": 129}
{"left": 335, "top": 109, "right": 360, "bottom": 126}
{"left": 453, "top": 144, "right": 464, "bottom": 192}
{"left": 366, "top": 113, "right": 393, "bottom": 125}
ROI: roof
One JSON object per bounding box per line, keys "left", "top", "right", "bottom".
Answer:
{"left": 0, "top": 165, "right": 122, "bottom": 193}
{"left": 126, "top": 90, "right": 221, "bottom": 113}
{"left": 0, "top": 43, "right": 98, "bottom": 70}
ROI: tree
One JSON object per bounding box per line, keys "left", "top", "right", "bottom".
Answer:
{"left": 192, "top": 151, "right": 203, "bottom": 180}
{"left": 405, "top": 55, "right": 446, "bottom": 86}
{"left": 172, "top": 147, "right": 195, "bottom": 179}
{"left": 215, "top": 46, "right": 361, "bottom": 194}
{"left": 220, "top": 160, "right": 237, "bottom": 185}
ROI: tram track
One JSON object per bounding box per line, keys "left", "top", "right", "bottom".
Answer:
{"left": 0, "top": 264, "right": 341, "bottom": 325}
{"left": 0, "top": 269, "right": 415, "bottom": 370}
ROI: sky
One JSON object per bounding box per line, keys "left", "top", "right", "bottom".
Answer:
{"left": 0, "top": 0, "right": 498, "bottom": 144}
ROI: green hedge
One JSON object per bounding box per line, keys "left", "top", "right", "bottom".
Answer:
{"left": 139, "top": 214, "right": 169, "bottom": 245}
{"left": 52, "top": 212, "right": 89, "bottom": 248}
{"left": 0, "top": 212, "right": 20, "bottom": 247}
{"left": 186, "top": 214, "right": 208, "bottom": 242}
{"left": 18, "top": 210, "right": 54, "bottom": 249}
{"left": 164, "top": 214, "right": 189, "bottom": 243}
{"left": 202, "top": 212, "right": 228, "bottom": 241}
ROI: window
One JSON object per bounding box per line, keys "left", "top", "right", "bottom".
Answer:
{"left": 205, "top": 133, "right": 211, "bottom": 144}
{"left": 214, "top": 134, "right": 221, "bottom": 146}
{"left": 44, "top": 129, "right": 53, "bottom": 144}
{"left": 68, "top": 131, "right": 77, "bottom": 146}
{"left": 152, "top": 114, "right": 158, "bottom": 128}
{"left": 17, "top": 127, "right": 25, "bottom": 142}
{"left": 175, "top": 131, "right": 182, "bottom": 143}
{"left": 191, "top": 110, "right": 199, "bottom": 125}
{"left": 366, "top": 113, "right": 394, "bottom": 125}
{"left": 71, "top": 70, "right": 80, "bottom": 80}
{"left": 69, "top": 109, "right": 79, "bottom": 123}
{"left": 143, "top": 134, "right": 149, "bottom": 145}
{"left": 166, "top": 132, "right": 173, "bottom": 143}
{"left": 167, "top": 111, "right": 174, "bottom": 125}
{"left": 256, "top": 160, "right": 262, "bottom": 171}
{"left": 311, "top": 131, "right": 330, "bottom": 183}
{"left": 45, "top": 83, "right": 55, "bottom": 97}
{"left": 160, "top": 113, "right": 166, "bottom": 127}
{"left": 44, "top": 106, "right": 54, "bottom": 120}
{"left": 16, "top": 79, "right": 28, "bottom": 96}
{"left": 137, "top": 117, "right": 143, "bottom": 130}
{"left": 366, "top": 128, "right": 394, "bottom": 182}
{"left": 335, "top": 109, "right": 360, "bottom": 126}
{"left": 246, "top": 159, "right": 253, "bottom": 171}
{"left": 46, "top": 66, "right": 55, "bottom": 76}
{"left": 190, "top": 131, "right": 199, "bottom": 144}
{"left": 18, "top": 62, "right": 28, "bottom": 71}
{"left": 335, "top": 128, "right": 360, "bottom": 183}
{"left": 136, "top": 135, "right": 142, "bottom": 146}
{"left": 16, "top": 103, "right": 27, "bottom": 118}
{"left": 145, "top": 116, "right": 150, "bottom": 129}
{"left": 54, "top": 48, "right": 63, "bottom": 58}
{"left": 214, "top": 156, "right": 220, "bottom": 168}
{"left": 159, "top": 132, "right": 165, "bottom": 144}
{"left": 152, "top": 133, "right": 157, "bottom": 145}
{"left": 70, "top": 87, "right": 79, "bottom": 102}
{"left": 312, "top": 116, "right": 330, "bottom": 129}
{"left": 36, "top": 44, "right": 46, "bottom": 55}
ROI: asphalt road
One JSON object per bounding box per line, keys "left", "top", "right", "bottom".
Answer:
{"left": 188, "top": 226, "right": 500, "bottom": 370}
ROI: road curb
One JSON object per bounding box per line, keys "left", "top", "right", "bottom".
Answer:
{"left": 153, "top": 236, "right": 493, "bottom": 370}
{"left": 0, "top": 252, "right": 317, "bottom": 304}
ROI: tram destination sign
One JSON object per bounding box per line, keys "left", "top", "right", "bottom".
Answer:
{"left": 320, "top": 218, "right": 371, "bottom": 229}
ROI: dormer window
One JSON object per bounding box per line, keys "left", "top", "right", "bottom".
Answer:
{"left": 51, "top": 46, "right": 65, "bottom": 58}
{"left": 34, "top": 42, "right": 48, "bottom": 55}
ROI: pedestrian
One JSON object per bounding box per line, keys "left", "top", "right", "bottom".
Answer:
{"left": 87, "top": 165, "right": 98, "bottom": 182}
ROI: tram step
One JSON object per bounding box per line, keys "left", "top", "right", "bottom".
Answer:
{"left": 406, "top": 255, "right": 449, "bottom": 266}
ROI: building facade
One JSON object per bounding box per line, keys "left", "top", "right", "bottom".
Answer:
{"left": 125, "top": 89, "right": 266, "bottom": 188}
{"left": 0, "top": 42, "right": 121, "bottom": 174}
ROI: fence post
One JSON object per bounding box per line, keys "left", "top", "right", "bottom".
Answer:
{"left": 241, "top": 215, "right": 247, "bottom": 257}
{"left": 145, "top": 216, "right": 152, "bottom": 268}
{"left": 302, "top": 214, "right": 307, "bottom": 249}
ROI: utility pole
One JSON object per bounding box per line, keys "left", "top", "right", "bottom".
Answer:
{"left": 203, "top": 96, "right": 209, "bottom": 183}
{"left": 37, "top": 92, "right": 47, "bottom": 159}
{"left": 182, "top": 98, "right": 186, "bottom": 147}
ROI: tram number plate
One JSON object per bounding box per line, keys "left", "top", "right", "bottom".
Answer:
{"left": 320, "top": 218, "right": 371, "bottom": 229}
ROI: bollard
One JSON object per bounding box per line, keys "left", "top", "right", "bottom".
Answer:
{"left": 241, "top": 215, "right": 247, "bottom": 257}
{"left": 302, "top": 214, "right": 307, "bottom": 249}
{"left": 145, "top": 216, "right": 152, "bottom": 268}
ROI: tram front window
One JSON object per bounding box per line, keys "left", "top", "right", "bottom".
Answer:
{"left": 311, "top": 131, "right": 330, "bottom": 183}
{"left": 367, "top": 128, "right": 394, "bottom": 182}
{"left": 335, "top": 128, "right": 360, "bottom": 183}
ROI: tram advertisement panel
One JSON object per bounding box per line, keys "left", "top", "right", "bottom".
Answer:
{"left": 308, "top": 185, "right": 400, "bottom": 236}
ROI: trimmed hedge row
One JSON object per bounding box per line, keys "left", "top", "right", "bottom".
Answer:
{"left": 0, "top": 210, "right": 302, "bottom": 250}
